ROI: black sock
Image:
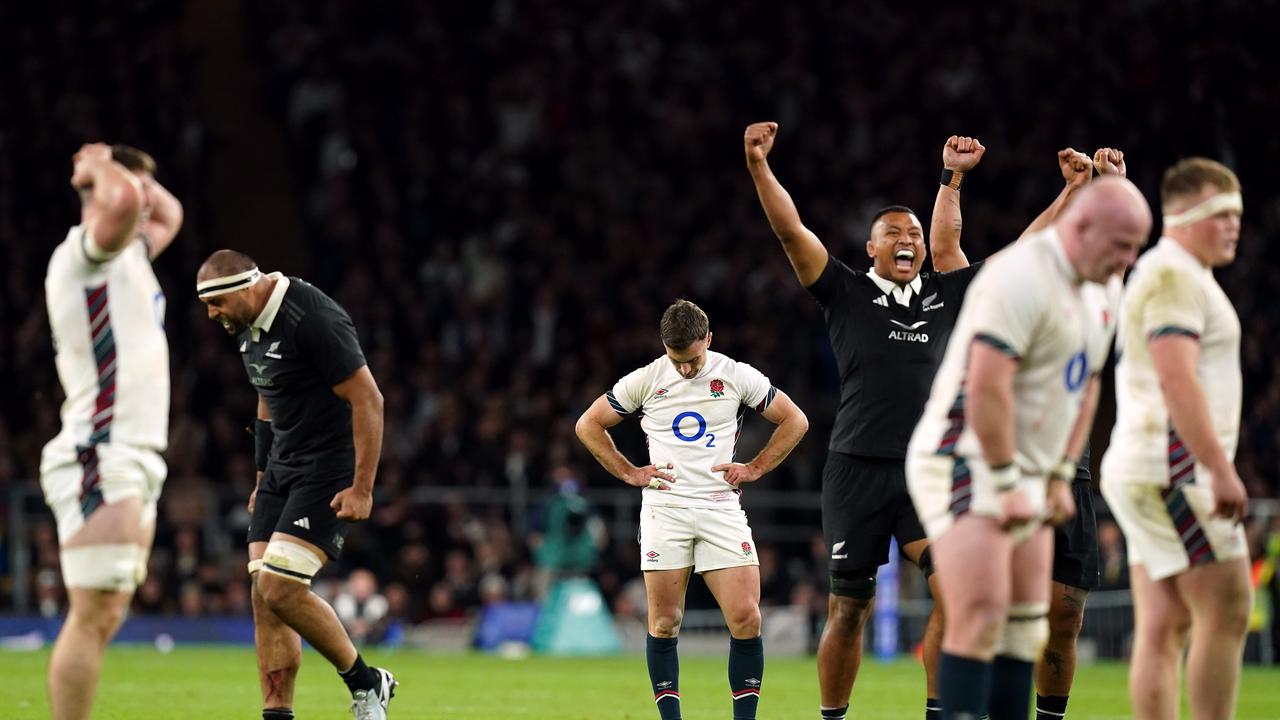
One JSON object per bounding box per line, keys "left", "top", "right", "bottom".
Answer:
{"left": 820, "top": 706, "right": 849, "bottom": 720}
{"left": 338, "top": 654, "right": 379, "bottom": 694}
{"left": 728, "top": 635, "right": 763, "bottom": 720}
{"left": 647, "top": 634, "right": 682, "bottom": 720}
{"left": 263, "top": 709, "right": 293, "bottom": 720}
{"left": 988, "top": 655, "right": 1034, "bottom": 720}
{"left": 1035, "top": 694, "right": 1069, "bottom": 719}
{"left": 939, "top": 652, "right": 992, "bottom": 719}
{"left": 926, "top": 696, "right": 943, "bottom": 719}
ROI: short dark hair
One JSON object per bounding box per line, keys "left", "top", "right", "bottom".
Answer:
{"left": 111, "top": 144, "right": 157, "bottom": 176}
{"left": 871, "top": 205, "right": 918, "bottom": 228}
{"left": 660, "top": 299, "right": 710, "bottom": 350}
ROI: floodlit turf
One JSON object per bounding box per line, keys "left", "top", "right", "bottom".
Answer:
{"left": 3, "top": 646, "right": 1278, "bottom": 719}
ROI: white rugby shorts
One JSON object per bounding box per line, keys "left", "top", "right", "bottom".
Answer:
{"left": 1101, "top": 479, "right": 1247, "bottom": 581}
{"left": 40, "top": 442, "right": 166, "bottom": 544}
{"left": 907, "top": 453, "right": 1046, "bottom": 543}
{"left": 638, "top": 505, "right": 759, "bottom": 573}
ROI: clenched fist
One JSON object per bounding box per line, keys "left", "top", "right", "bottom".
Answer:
{"left": 1058, "top": 147, "right": 1094, "bottom": 188}
{"left": 744, "top": 122, "right": 779, "bottom": 166}
{"left": 1093, "top": 148, "right": 1126, "bottom": 177}
{"left": 71, "top": 142, "right": 113, "bottom": 189}
{"left": 943, "top": 135, "right": 986, "bottom": 172}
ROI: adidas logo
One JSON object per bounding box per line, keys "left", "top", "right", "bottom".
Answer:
{"left": 293, "top": 517, "right": 311, "bottom": 530}
{"left": 873, "top": 296, "right": 889, "bottom": 307}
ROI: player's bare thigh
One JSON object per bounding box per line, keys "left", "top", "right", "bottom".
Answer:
{"left": 932, "top": 514, "right": 1013, "bottom": 656}
{"left": 702, "top": 564, "right": 762, "bottom": 636}
{"left": 62, "top": 495, "right": 146, "bottom": 549}
{"left": 644, "top": 567, "right": 693, "bottom": 636}
{"left": 1009, "top": 526, "right": 1052, "bottom": 604}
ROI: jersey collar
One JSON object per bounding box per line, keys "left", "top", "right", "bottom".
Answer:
{"left": 250, "top": 273, "right": 290, "bottom": 342}
{"left": 1045, "top": 227, "right": 1082, "bottom": 284}
{"left": 867, "top": 269, "right": 923, "bottom": 306}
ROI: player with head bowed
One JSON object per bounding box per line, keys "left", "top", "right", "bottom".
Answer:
{"left": 932, "top": 145, "right": 1130, "bottom": 720}
{"left": 197, "top": 250, "right": 396, "bottom": 720}
{"left": 41, "top": 142, "right": 183, "bottom": 720}
{"left": 907, "top": 177, "right": 1151, "bottom": 719}
{"left": 576, "top": 299, "right": 809, "bottom": 720}
{"left": 1100, "top": 158, "right": 1250, "bottom": 720}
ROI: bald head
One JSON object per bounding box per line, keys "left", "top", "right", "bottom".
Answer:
{"left": 1059, "top": 176, "right": 1152, "bottom": 282}
{"left": 197, "top": 249, "right": 257, "bottom": 284}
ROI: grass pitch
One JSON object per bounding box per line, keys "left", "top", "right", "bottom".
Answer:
{"left": 3, "top": 646, "right": 1278, "bottom": 718}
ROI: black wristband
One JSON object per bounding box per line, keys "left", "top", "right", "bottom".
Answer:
{"left": 940, "top": 168, "right": 964, "bottom": 191}
{"left": 254, "top": 419, "right": 273, "bottom": 471}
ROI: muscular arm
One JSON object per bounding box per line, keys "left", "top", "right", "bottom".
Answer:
{"left": 73, "top": 154, "right": 144, "bottom": 255}
{"left": 929, "top": 135, "right": 986, "bottom": 272}
{"left": 1149, "top": 336, "right": 1232, "bottom": 476}
{"left": 331, "top": 366, "right": 384, "bottom": 493}
{"left": 139, "top": 177, "right": 184, "bottom": 258}
{"left": 965, "top": 340, "right": 1020, "bottom": 468}
{"left": 575, "top": 395, "right": 674, "bottom": 489}
{"left": 930, "top": 185, "right": 967, "bottom": 271}
{"left": 741, "top": 390, "right": 808, "bottom": 478}
{"left": 1062, "top": 375, "right": 1100, "bottom": 463}
{"left": 744, "top": 123, "right": 829, "bottom": 286}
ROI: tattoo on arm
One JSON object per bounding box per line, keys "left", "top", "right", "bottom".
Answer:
{"left": 952, "top": 220, "right": 962, "bottom": 232}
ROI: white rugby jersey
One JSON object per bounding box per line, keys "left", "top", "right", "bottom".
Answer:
{"left": 42, "top": 226, "right": 169, "bottom": 459}
{"left": 908, "top": 229, "right": 1119, "bottom": 476}
{"left": 1101, "top": 238, "right": 1241, "bottom": 486}
{"left": 608, "top": 350, "right": 776, "bottom": 508}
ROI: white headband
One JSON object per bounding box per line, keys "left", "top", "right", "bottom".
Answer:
{"left": 196, "top": 267, "right": 261, "bottom": 299}
{"left": 1162, "top": 191, "right": 1242, "bottom": 228}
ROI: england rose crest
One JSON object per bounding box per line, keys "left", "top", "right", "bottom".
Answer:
{"left": 709, "top": 378, "right": 725, "bottom": 397}
{"left": 741, "top": 541, "right": 753, "bottom": 556}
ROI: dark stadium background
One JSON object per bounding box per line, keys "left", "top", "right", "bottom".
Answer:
{"left": 1, "top": 0, "right": 1277, "bottom": 658}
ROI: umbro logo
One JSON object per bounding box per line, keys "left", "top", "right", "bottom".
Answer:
{"left": 872, "top": 296, "right": 889, "bottom": 307}
{"left": 646, "top": 550, "right": 660, "bottom": 562}
{"left": 293, "top": 517, "right": 311, "bottom": 530}
{"left": 890, "top": 319, "right": 929, "bottom": 331}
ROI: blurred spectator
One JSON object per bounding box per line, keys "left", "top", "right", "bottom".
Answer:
{"left": 334, "top": 568, "right": 393, "bottom": 646}
{"left": 1097, "top": 519, "right": 1130, "bottom": 591}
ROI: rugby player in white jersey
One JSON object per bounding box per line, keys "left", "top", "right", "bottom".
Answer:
{"left": 41, "top": 142, "right": 183, "bottom": 720}
{"left": 907, "top": 177, "right": 1149, "bottom": 719}
{"left": 576, "top": 299, "right": 808, "bottom": 720}
{"left": 1100, "top": 158, "right": 1250, "bottom": 720}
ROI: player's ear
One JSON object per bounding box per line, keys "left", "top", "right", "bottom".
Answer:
{"left": 705, "top": 331, "right": 713, "bottom": 348}
{"left": 865, "top": 238, "right": 876, "bottom": 259}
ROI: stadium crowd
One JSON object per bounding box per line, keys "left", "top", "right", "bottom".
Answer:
{"left": 1, "top": 0, "right": 1278, "bottom": 656}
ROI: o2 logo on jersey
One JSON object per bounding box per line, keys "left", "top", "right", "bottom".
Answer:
{"left": 1064, "top": 350, "right": 1088, "bottom": 392}
{"left": 672, "top": 411, "right": 716, "bottom": 447}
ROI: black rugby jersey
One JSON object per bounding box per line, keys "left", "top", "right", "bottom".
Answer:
{"left": 239, "top": 276, "right": 366, "bottom": 469}
{"left": 807, "top": 256, "right": 981, "bottom": 459}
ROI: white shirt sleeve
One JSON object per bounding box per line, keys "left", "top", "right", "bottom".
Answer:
{"left": 734, "top": 362, "right": 776, "bottom": 412}
{"left": 1137, "top": 264, "right": 1207, "bottom": 340}
{"left": 607, "top": 365, "right": 652, "bottom": 417}
{"left": 965, "top": 272, "right": 1046, "bottom": 359}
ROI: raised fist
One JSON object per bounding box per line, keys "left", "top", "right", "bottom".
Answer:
{"left": 744, "top": 122, "right": 779, "bottom": 165}
{"left": 1093, "top": 148, "right": 1126, "bottom": 177}
{"left": 71, "top": 142, "right": 113, "bottom": 189}
{"left": 943, "top": 135, "right": 986, "bottom": 172}
{"left": 1058, "top": 147, "right": 1094, "bottom": 188}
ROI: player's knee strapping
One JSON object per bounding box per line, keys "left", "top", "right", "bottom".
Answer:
{"left": 61, "top": 544, "right": 145, "bottom": 592}
{"left": 829, "top": 569, "right": 877, "bottom": 599}
{"left": 994, "top": 602, "right": 1049, "bottom": 662}
{"left": 259, "top": 540, "right": 324, "bottom": 585}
